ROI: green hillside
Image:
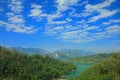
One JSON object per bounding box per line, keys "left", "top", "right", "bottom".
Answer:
{"left": 0, "top": 46, "right": 76, "bottom": 80}
{"left": 67, "top": 53, "right": 110, "bottom": 63}
{"left": 75, "top": 52, "right": 120, "bottom": 80}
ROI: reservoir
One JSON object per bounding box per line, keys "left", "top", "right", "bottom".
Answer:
{"left": 67, "top": 62, "right": 93, "bottom": 79}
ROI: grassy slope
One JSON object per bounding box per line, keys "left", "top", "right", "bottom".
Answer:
{"left": 75, "top": 53, "right": 120, "bottom": 80}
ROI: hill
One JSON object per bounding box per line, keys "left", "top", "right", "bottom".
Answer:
{"left": 52, "top": 49, "right": 94, "bottom": 60}
{"left": 75, "top": 52, "right": 120, "bottom": 80}
{"left": 8, "top": 48, "right": 95, "bottom": 60}
{"left": 67, "top": 53, "right": 110, "bottom": 63}
{"left": 0, "top": 46, "right": 76, "bottom": 80}
{"left": 9, "top": 47, "right": 49, "bottom": 55}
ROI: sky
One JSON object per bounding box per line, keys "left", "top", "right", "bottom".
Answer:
{"left": 0, "top": 0, "right": 120, "bottom": 53}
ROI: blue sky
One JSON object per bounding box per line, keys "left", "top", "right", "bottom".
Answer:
{"left": 0, "top": 0, "right": 120, "bottom": 53}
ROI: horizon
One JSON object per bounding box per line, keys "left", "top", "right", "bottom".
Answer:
{"left": 0, "top": 0, "right": 120, "bottom": 53}
{"left": 2, "top": 45, "right": 120, "bottom": 53}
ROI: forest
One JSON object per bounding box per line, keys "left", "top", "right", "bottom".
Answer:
{"left": 75, "top": 52, "right": 120, "bottom": 80}
{"left": 0, "top": 46, "right": 76, "bottom": 80}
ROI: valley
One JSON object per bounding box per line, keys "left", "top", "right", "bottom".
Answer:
{"left": 0, "top": 46, "right": 120, "bottom": 80}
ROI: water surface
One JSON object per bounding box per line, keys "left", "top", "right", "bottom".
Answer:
{"left": 67, "top": 62, "right": 93, "bottom": 79}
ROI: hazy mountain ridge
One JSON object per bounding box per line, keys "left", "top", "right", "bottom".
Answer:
{"left": 67, "top": 53, "right": 111, "bottom": 63}
{"left": 8, "top": 47, "right": 95, "bottom": 60}
{"left": 51, "top": 49, "right": 95, "bottom": 60}
{"left": 8, "top": 47, "right": 49, "bottom": 55}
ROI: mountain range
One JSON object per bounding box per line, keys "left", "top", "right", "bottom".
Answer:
{"left": 8, "top": 47, "right": 95, "bottom": 60}
{"left": 52, "top": 49, "right": 95, "bottom": 60}
{"left": 8, "top": 47, "right": 49, "bottom": 55}
{"left": 66, "top": 53, "right": 111, "bottom": 63}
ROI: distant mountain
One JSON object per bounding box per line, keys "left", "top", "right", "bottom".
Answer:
{"left": 9, "top": 47, "right": 49, "bottom": 55}
{"left": 51, "top": 49, "right": 94, "bottom": 60}
{"left": 8, "top": 48, "right": 95, "bottom": 60}
{"left": 67, "top": 53, "right": 111, "bottom": 63}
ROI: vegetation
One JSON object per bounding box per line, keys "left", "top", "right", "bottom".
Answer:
{"left": 67, "top": 53, "right": 110, "bottom": 63}
{"left": 0, "top": 46, "right": 76, "bottom": 80}
{"left": 75, "top": 52, "right": 120, "bottom": 80}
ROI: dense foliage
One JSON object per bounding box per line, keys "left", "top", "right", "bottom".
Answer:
{"left": 0, "top": 46, "right": 76, "bottom": 80}
{"left": 75, "top": 52, "right": 120, "bottom": 80}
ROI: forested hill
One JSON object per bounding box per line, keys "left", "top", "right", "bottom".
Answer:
{"left": 67, "top": 53, "right": 111, "bottom": 63}
{"left": 75, "top": 52, "right": 120, "bottom": 80}
{"left": 0, "top": 46, "right": 76, "bottom": 80}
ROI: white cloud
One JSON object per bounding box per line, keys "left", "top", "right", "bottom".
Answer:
{"left": 47, "top": 14, "right": 58, "bottom": 24}
{"left": 29, "top": 3, "right": 46, "bottom": 21}
{"left": 0, "top": 0, "right": 38, "bottom": 34}
{"left": 47, "top": 17, "right": 72, "bottom": 25}
{"left": 89, "top": 9, "right": 118, "bottom": 22}
{"left": 33, "top": 0, "right": 79, "bottom": 25}
{"left": 51, "top": 0, "right": 79, "bottom": 23}
{"left": 45, "top": 23, "right": 100, "bottom": 43}
{"left": 1, "top": 0, "right": 119, "bottom": 42}
{"left": 0, "top": 20, "right": 38, "bottom": 34}
{"left": 106, "top": 25, "right": 120, "bottom": 34}
{"left": 102, "top": 19, "right": 120, "bottom": 25}
{"left": 9, "top": 0, "right": 23, "bottom": 14}
{"left": 85, "top": 26, "right": 99, "bottom": 31}
{"left": 44, "top": 0, "right": 120, "bottom": 43}
{"left": 58, "top": 30, "right": 95, "bottom": 43}
{"left": 47, "top": 14, "right": 72, "bottom": 24}
{"left": 52, "top": 26, "right": 64, "bottom": 31}
{"left": 56, "top": 0, "right": 79, "bottom": 13}
{"left": 6, "top": 13, "right": 24, "bottom": 24}
{"left": 78, "top": 1, "right": 88, "bottom": 6}
{"left": 85, "top": 0, "right": 115, "bottom": 11}
{"left": 66, "top": 18, "right": 72, "bottom": 22}
{"left": 50, "top": 20, "right": 67, "bottom": 24}
{"left": 45, "top": 22, "right": 120, "bottom": 43}
{"left": 93, "top": 25, "right": 120, "bottom": 39}
{"left": 69, "top": 0, "right": 118, "bottom": 20}
{"left": 79, "top": 0, "right": 118, "bottom": 22}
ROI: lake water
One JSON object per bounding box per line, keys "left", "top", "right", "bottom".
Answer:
{"left": 66, "top": 62, "right": 93, "bottom": 79}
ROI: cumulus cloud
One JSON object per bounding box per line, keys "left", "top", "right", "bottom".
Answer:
{"left": 0, "top": 20, "right": 38, "bottom": 33}
{"left": 85, "top": 0, "right": 115, "bottom": 11}
{"left": 106, "top": 25, "right": 120, "bottom": 34}
{"left": 102, "top": 19, "right": 120, "bottom": 25}
{"left": 0, "top": 0, "right": 119, "bottom": 42}
{"left": 29, "top": 3, "right": 46, "bottom": 21}
{"left": 45, "top": 0, "right": 79, "bottom": 25}
{"left": 0, "top": 0, "right": 38, "bottom": 33}
{"left": 81, "top": 0, "right": 118, "bottom": 22}
{"left": 45, "top": 23, "right": 101, "bottom": 43}
{"left": 6, "top": 13, "right": 25, "bottom": 24}
{"left": 8, "top": 0, "right": 23, "bottom": 14}
{"left": 88, "top": 9, "right": 118, "bottom": 22}
{"left": 44, "top": 0, "right": 120, "bottom": 43}
{"left": 56, "top": 0, "right": 79, "bottom": 12}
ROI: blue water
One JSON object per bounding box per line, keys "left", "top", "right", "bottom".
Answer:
{"left": 67, "top": 62, "right": 93, "bottom": 79}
